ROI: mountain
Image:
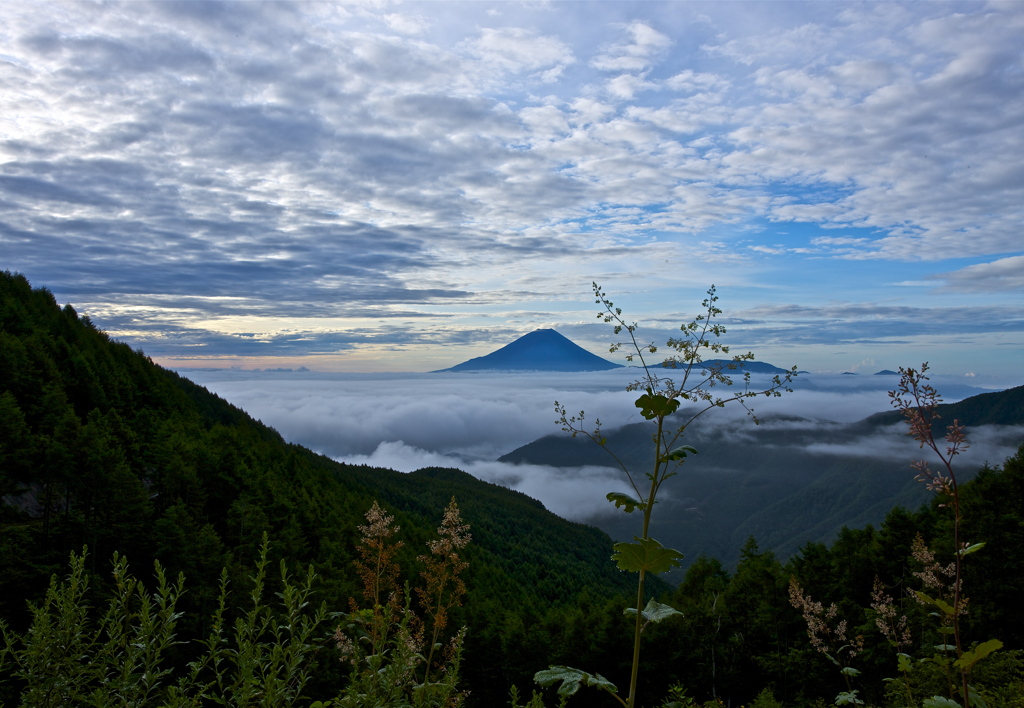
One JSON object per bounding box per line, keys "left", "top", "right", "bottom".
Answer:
{"left": 677, "top": 359, "right": 792, "bottom": 375}
{"left": 0, "top": 271, "right": 649, "bottom": 706}
{"left": 435, "top": 328, "right": 622, "bottom": 372}
{"left": 500, "top": 386, "right": 1024, "bottom": 582}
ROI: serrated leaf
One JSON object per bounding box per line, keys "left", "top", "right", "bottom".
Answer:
{"left": 897, "top": 653, "right": 913, "bottom": 673}
{"left": 534, "top": 665, "right": 617, "bottom": 697}
{"left": 835, "top": 690, "right": 864, "bottom": 705}
{"left": 915, "top": 591, "right": 956, "bottom": 616}
{"left": 954, "top": 639, "right": 1003, "bottom": 671}
{"left": 606, "top": 492, "right": 645, "bottom": 514}
{"left": 968, "top": 686, "right": 990, "bottom": 708}
{"left": 641, "top": 598, "right": 684, "bottom": 623}
{"left": 612, "top": 537, "right": 684, "bottom": 574}
{"left": 661, "top": 445, "right": 698, "bottom": 463}
{"left": 535, "top": 666, "right": 584, "bottom": 697}
{"left": 958, "top": 542, "right": 986, "bottom": 557}
{"left": 923, "top": 696, "right": 961, "bottom": 708}
{"left": 624, "top": 598, "right": 684, "bottom": 624}
{"left": 634, "top": 391, "right": 680, "bottom": 420}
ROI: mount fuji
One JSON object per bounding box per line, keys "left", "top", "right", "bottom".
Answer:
{"left": 434, "top": 329, "right": 622, "bottom": 373}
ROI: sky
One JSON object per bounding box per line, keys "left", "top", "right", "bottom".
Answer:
{"left": 1, "top": 1, "right": 1023, "bottom": 377}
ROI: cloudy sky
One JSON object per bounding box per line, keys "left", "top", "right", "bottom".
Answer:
{"left": 2, "top": 1, "right": 1023, "bottom": 376}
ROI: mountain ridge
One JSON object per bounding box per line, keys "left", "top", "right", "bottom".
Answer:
{"left": 499, "top": 385, "right": 1024, "bottom": 580}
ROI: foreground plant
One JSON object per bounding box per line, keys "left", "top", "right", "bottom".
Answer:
{"left": 879, "top": 364, "right": 1002, "bottom": 707}
{"left": 0, "top": 535, "right": 327, "bottom": 707}
{"left": 788, "top": 578, "right": 865, "bottom": 705}
{"left": 536, "top": 283, "right": 796, "bottom": 708}
{"left": 332, "top": 498, "right": 469, "bottom": 708}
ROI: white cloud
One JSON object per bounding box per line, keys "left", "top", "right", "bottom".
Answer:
{"left": 590, "top": 20, "right": 671, "bottom": 72}
{"left": 178, "top": 368, "right": 1020, "bottom": 523}
{"left": 464, "top": 27, "right": 575, "bottom": 74}
{"left": 1, "top": 1, "right": 1022, "bottom": 379}
{"left": 934, "top": 256, "right": 1024, "bottom": 293}
{"left": 665, "top": 70, "right": 728, "bottom": 93}
{"left": 341, "top": 441, "right": 626, "bottom": 521}
{"left": 382, "top": 13, "right": 429, "bottom": 35}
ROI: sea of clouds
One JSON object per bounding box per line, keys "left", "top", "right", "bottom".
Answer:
{"left": 181, "top": 368, "right": 1023, "bottom": 521}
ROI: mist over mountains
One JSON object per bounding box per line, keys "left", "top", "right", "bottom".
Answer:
{"left": 501, "top": 386, "right": 1024, "bottom": 580}
{"left": 183, "top": 328, "right": 1024, "bottom": 575}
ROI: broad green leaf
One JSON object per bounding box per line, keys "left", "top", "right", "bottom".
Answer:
{"left": 915, "top": 591, "right": 956, "bottom": 616}
{"left": 661, "top": 445, "right": 698, "bottom": 463}
{"left": 897, "top": 653, "right": 913, "bottom": 673}
{"left": 923, "top": 697, "right": 962, "bottom": 708}
{"left": 634, "top": 390, "right": 680, "bottom": 420}
{"left": 840, "top": 666, "right": 861, "bottom": 677}
{"left": 606, "top": 492, "right": 645, "bottom": 514}
{"left": 623, "top": 598, "right": 684, "bottom": 624}
{"left": 959, "top": 542, "right": 986, "bottom": 557}
{"left": 954, "top": 639, "right": 1003, "bottom": 671}
{"left": 534, "top": 665, "right": 617, "bottom": 697}
{"left": 934, "top": 644, "right": 958, "bottom": 652}
{"left": 611, "top": 537, "right": 684, "bottom": 574}
{"left": 835, "top": 690, "right": 864, "bottom": 705}
{"left": 939, "top": 626, "right": 956, "bottom": 635}
{"left": 968, "top": 686, "right": 990, "bottom": 708}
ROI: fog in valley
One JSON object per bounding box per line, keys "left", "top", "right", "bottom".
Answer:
{"left": 181, "top": 368, "right": 1024, "bottom": 523}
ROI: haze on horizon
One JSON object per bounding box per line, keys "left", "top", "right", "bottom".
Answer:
{"left": 1, "top": 1, "right": 1022, "bottom": 377}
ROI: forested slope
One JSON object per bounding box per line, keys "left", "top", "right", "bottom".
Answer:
{"left": 503, "top": 392, "right": 1024, "bottom": 579}
{"left": 0, "top": 271, "right": 647, "bottom": 704}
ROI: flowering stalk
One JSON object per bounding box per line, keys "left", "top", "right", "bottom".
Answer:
{"left": 352, "top": 501, "right": 404, "bottom": 646}
{"left": 335, "top": 500, "right": 470, "bottom": 708}
{"left": 789, "top": 579, "right": 864, "bottom": 702}
{"left": 417, "top": 497, "right": 471, "bottom": 687}
{"left": 870, "top": 576, "right": 914, "bottom": 705}
{"left": 888, "top": 363, "right": 1000, "bottom": 707}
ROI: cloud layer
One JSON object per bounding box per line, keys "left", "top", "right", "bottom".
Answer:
{"left": 184, "top": 368, "right": 1022, "bottom": 522}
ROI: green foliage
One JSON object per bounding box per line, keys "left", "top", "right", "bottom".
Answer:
{"left": 0, "top": 536, "right": 326, "bottom": 707}
{"left": 329, "top": 500, "right": 470, "bottom": 708}
{"left": 542, "top": 283, "right": 796, "bottom": 708}
{"left": 0, "top": 271, "right": 646, "bottom": 706}
{"left": 535, "top": 666, "right": 617, "bottom": 696}
{"left": 749, "top": 687, "right": 786, "bottom": 708}
{"left": 612, "top": 537, "right": 685, "bottom": 574}
{"left": 1, "top": 548, "right": 184, "bottom": 707}
{"left": 624, "top": 599, "right": 684, "bottom": 626}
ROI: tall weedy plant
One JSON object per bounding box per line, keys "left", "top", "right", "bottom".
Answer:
{"left": 535, "top": 283, "right": 796, "bottom": 708}
{"left": 885, "top": 363, "right": 1002, "bottom": 708}
{"left": 332, "top": 497, "right": 470, "bottom": 708}
{"left": 0, "top": 536, "right": 328, "bottom": 708}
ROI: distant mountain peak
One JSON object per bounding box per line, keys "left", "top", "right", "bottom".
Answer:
{"left": 435, "top": 329, "right": 622, "bottom": 373}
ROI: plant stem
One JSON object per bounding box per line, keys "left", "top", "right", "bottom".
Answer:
{"left": 626, "top": 416, "right": 665, "bottom": 708}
